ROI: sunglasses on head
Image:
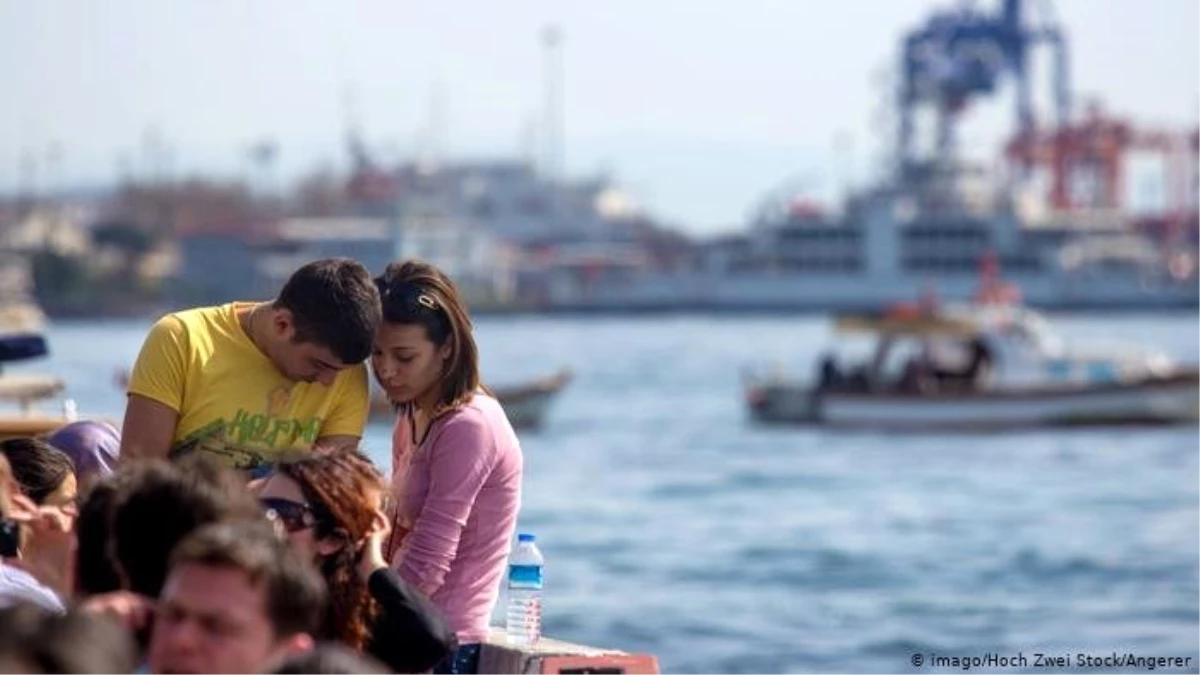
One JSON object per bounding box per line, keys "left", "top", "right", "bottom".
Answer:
{"left": 260, "top": 497, "right": 316, "bottom": 533}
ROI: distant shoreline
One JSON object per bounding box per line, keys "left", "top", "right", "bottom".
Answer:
{"left": 42, "top": 302, "right": 1200, "bottom": 323}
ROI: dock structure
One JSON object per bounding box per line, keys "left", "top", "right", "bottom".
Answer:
{"left": 480, "top": 630, "right": 659, "bottom": 674}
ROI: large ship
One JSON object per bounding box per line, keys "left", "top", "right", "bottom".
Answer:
{"left": 531, "top": 0, "right": 1198, "bottom": 312}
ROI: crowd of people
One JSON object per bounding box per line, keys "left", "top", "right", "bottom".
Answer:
{"left": 0, "top": 258, "right": 524, "bottom": 674}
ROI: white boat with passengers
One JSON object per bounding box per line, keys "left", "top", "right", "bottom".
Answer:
{"left": 743, "top": 300, "right": 1199, "bottom": 430}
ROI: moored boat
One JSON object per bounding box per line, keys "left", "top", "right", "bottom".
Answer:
{"left": 0, "top": 301, "right": 75, "bottom": 440}
{"left": 368, "top": 368, "right": 573, "bottom": 430}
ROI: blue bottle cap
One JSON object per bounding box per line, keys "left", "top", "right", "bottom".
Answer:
{"left": 518, "top": 533, "right": 536, "bottom": 543}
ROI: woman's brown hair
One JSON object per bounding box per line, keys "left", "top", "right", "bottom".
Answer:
{"left": 273, "top": 449, "right": 385, "bottom": 652}
{"left": 0, "top": 438, "right": 74, "bottom": 505}
{"left": 374, "top": 259, "right": 490, "bottom": 414}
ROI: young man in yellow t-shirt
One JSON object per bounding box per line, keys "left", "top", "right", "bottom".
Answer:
{"left": 119, "top": 258, "right": 382, "bottom": 475}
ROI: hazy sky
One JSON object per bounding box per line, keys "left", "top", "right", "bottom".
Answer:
{"left": 1, "top": 0, "right": 1196, "bottom": 232}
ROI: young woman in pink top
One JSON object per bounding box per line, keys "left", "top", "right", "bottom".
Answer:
{"left": 371, "top": 260, "right": 523, "bottom": 674}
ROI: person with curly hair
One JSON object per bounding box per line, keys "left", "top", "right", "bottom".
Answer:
{"left": 259, "top": 448, "right": 455, "bottom": 673}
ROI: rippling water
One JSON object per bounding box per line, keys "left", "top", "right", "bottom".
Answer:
{"left": 10, "top": 312, "right": 1199, "bottom": 673}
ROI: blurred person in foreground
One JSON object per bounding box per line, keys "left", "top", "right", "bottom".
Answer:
{"left": 147, "top": 521, "right": 325, "bottom": 674}
{"left": 261, "top": 448, "right": 455, "bottom": 673}
{"left": 271, "top": 642, "right": 389, "bottom": 674}
{"left": 108, "top": 454, "right": 264, "bottom": 600}
{"left": 0, "top": 442, "right": 77, "bottom": 606}
{"left": 72, "top": 476, "right": 124, "bottom": 598}
{"left": 72, "top": 455, "right": 270, "bottom": 660}
{"left": 47, "top": 420, "right": 121, "bottom": 488}
{"left": 0, "top": 601, "right": 138, "bottom": 673}
{"left": 373, "top": 260, "right": 522, "bottom": 674}
{"left": 120, "top": 258, "right": 381, "bottom": 477}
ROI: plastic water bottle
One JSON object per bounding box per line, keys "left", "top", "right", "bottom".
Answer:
{"left": 505, "top": 533, "right": 544, "bottom": 646}
{"left": 61, "top": 398, "right": 78, "bottom": 422}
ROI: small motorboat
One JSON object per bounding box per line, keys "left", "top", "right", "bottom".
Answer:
{"left": 743, "top": 303, "right": 1198, "bottom": 431}
{"left": 369, "top": 368, "right": 573, "bottom": 430}
{"left": 0, "top": 301, "right": 75, "bottom": 440}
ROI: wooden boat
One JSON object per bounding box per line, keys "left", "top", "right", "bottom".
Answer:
{"left": 369, "top": 368, "right": 573, "bottom": 429}
{"left": 743, "top": 303, "right": 1199, "bottom": 430}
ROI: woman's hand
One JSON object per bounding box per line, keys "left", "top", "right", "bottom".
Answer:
{"left": 356, "top": 508, "right": 392, "bottom": 583}
{"left": 6, "top": 493, "right": 77, "bottom": 597}
{"left": 78, "top": 590, "right": 156, "bottom": 634}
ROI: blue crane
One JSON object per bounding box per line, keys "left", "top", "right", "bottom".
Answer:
{"left": 895, "top": 0, "right": 1070, "bottom": 171}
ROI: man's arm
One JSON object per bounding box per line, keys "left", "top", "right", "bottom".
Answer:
{"left": 119, "top": 394, "right": 180, "bottom": 463}
{"left": 120, "top": 315, "right": 189, "bottom": 464}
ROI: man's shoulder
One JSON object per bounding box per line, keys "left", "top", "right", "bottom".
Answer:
{"left": 149, "top": 303, "right": 243, "bottom": 346}
{"left": 329, "top": 361, "right": 370, "bottom": 394}
{"left": 163, "top": 302, "right": 237, "bottom": 329}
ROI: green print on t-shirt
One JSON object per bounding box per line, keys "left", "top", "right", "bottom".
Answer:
{"left": 229, "top": 409, "right": 322, "bottom": 448}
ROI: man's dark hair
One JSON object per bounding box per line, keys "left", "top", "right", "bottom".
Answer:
{"left": 0, "top": 438, "right": 75, "bottom": 504}
{"left": 274, "top": 258, "right": 381, "bottom": 364}
{"left": 0, "top": 602, "right": 138, "bottom": 674}
{"left": 110, "top": 455, "right": 262, "bottom": 597}
{"left": 169, "top": 521, "right": 326, "bottom": 639}
{"left": 74, "top": 477, "right": 124, "bottom": 596}
{"left": 272, "top": 643, "right": 389, "bottom": 674}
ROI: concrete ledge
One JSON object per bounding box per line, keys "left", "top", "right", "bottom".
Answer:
{"left": 480, "top": 629, "right": 659, "bottom": 674}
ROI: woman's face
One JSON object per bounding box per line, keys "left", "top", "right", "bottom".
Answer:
{"left": 14, "top": 473, "right": 77, "bottom": 560}
{"left": 372, "top": 322, "right": 451, "bottom": 408}
{"left": 258, "top": 473, "right": 325, "bottom": 560}
{"left": 43, "top": 472, "right": 77, "bottom": 509}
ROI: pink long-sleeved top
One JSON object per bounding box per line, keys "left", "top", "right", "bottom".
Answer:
{"left": 386, "top": 393, "right": 523, "bottom": 643}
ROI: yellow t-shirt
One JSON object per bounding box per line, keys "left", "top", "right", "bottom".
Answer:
{"left": 127, "top": 302, "right": 370, "bottom": 471}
